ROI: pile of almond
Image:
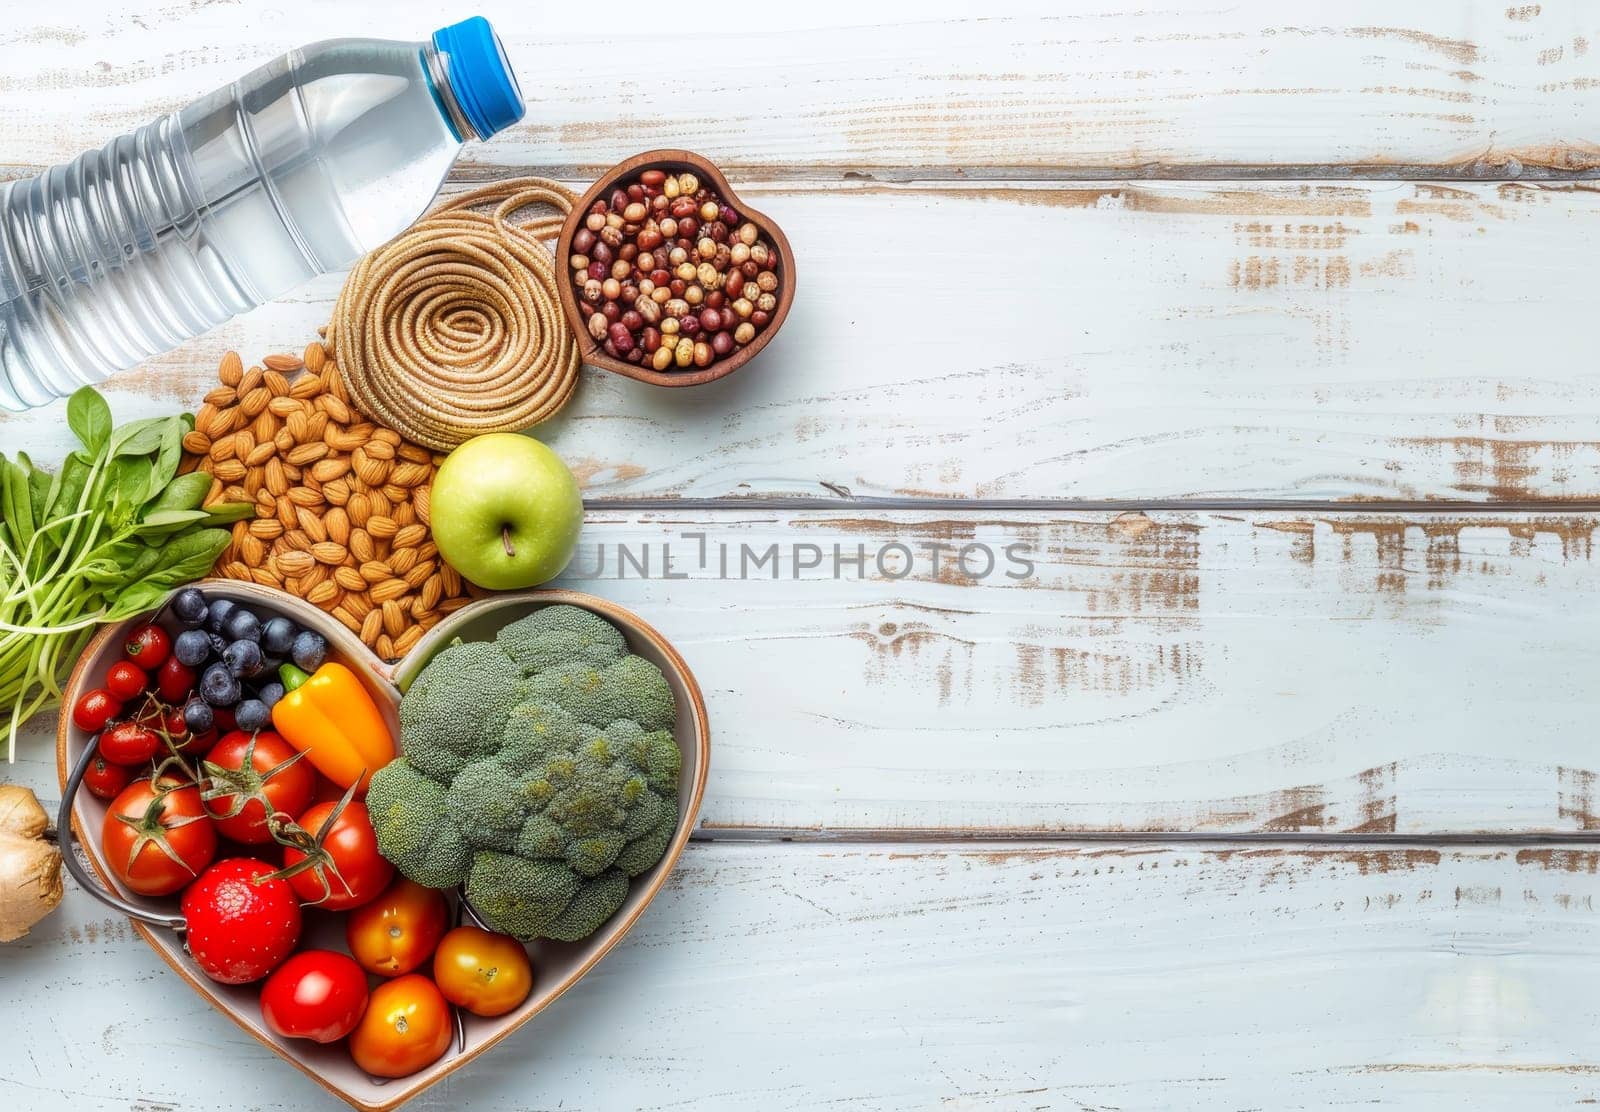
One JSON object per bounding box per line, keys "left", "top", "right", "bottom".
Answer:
{"left": 179, "top": 343, "right": 477, "bottom": 661}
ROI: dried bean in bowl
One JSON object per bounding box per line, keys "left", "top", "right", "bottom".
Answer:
{"left": 571, "top": 168, "right": 781, "bottom": 372}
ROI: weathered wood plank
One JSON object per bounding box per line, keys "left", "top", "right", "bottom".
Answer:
{"left": 8, "top": 180, "right": 1600, "bottom": 503}
{"left": 5, "top": 1, "right": 1600, "bottom": 177}
{"left": 13, "top": 508, "right": 1600, "bottom": 834}
{"left": 7, "top": 836, "right": 1600, "bottom": 1110}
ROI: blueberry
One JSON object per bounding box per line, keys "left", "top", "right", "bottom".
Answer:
{"left": 222, "top": 639, "right": 264, "bottom": 678}
{"left": 291, "top": 630, "right": 327, "bottom": 673}
{"left": 199, "top": 663, "right": 240, "bottom": 707}
{"left": 182, "top": 696, "right": 214, "bottom": 735}
{"left": 205, "top": 598, "right": 237, "bottom": 635}
{"left": 222, "top": 608, "right": 261, "bottom": 643}
{"left": 234, "top": 699, "right": 271, "bottom": 732}
{"left": 173, "top": 629, "right": 213, "bottom": 668}
{"left": 172, "top": 588, "right": 208, "bottom": 629}
{"left": 257, "top": 681, "right": 285, "bottom": 709}
{"left": 261, "top": 616, "right": 297, "bottom": 657}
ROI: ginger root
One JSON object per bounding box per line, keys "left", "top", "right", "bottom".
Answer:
{"left": 0, "top": 784, "right": 62, "bottom": 942}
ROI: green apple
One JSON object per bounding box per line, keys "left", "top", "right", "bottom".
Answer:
{"left": 429, "top": 433, "right": 583, "bottom": 590}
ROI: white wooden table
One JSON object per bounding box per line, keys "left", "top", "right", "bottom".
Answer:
{"left": 6, "top": 2, "right": 1600, "bottom": 1107}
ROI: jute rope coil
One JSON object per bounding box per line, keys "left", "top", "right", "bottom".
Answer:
{"left": 326, "top": 178, "right": 581, "bottom": 451}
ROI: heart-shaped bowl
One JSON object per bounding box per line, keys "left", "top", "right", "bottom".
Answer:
{"left": 55, "top": 580, "right": 709, "bottom": 1111}
{"left": 556, "top": 148, "right": 796, "bottom": 387}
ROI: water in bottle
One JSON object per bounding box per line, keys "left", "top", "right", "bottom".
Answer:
{"left": 0, "top": 15, "right": 523, "bottom": 410}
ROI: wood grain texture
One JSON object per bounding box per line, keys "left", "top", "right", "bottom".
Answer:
{"left": 15, "top": 508, "right": 1596, "bottom": 836}
{"left": 4, "top": 1, "right": 1600, "bottom": 177}
{"left": 9, "top": 180, "right": 1600, "bottom": 502}
{"left": 8, "top": 835, "right": 1600, "bottom": 1110}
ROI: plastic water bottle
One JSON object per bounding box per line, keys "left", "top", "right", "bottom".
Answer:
{"left": 0, "top": 16, "right": 523, "bottom": 410}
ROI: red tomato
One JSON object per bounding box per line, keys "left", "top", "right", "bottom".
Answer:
{"left": 83, "top": 750, "right": 133, "bottom": 801}
{"left": 433, "top": 926, "right": 533, "bottom": 1017}
{"left": 104, "top": 660, "right": 148, "bottom": 702}
{"left": 349, "top": 974, "right": 453, "bottom": 1078}
{"left": 123, "top": 624, "right": 171, "bottom": 669}
{"left": 282, "top": 800, "right": 393, "bottom": 910}
{"left": 346, "top": 877, "right": 450, "bottom": 977}
{"left": 178, "top": 729, "right": 218, "bottom": 759}
{"left": 101, "top": 776, "right": 217, "bottom": 896}
{"left": 156, "top": 655, "right": 196, "bottom": 704}
{"left": 72, "top": 689, "right": 122, "bottom": 732}
{"left": 201, "top": 730, "right": 315, "bottom": 844}
{"left": 260, "top": 950, "right": 369, "bottom": 1043}
{"left": 98, "top": 720, "right": 162, "bottom": 766}
{"left": 180, "top": 858, "right": 301, "bottom": 984}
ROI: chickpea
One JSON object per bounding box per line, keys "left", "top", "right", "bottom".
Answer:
{"left": 659, "top": 217, "right": 678, "bottom": 238}
{"left": 699, "top": 201, "right": 720, "bottom": 222}
{"left": 734, "top": 322, "right": 756, "bottom": 345}
{"left": 684, "top": 284, "right": 704, "bottom": 306}
{"left": 651, "top": 286, "right": 671, "bottom": 304}
{"left": 600, "top": 225, "right": 624, "bottom": 248}
{"left": 665, "top": 298, "right": 691, "bottom": 319}
{"left": 730, "top": 242, "right": 750, "bottom": 265}
{"left": 582, "top": 278, "right": 603, "bottom": 303}
{"left": 663, "top": 176, "right": 681, "bottom": 199}
{"left": 638, "top": 277, "right": 656, "bottom": 295}
{"left": 605, "top": 212, "right": 624, "bottom": 229}
{"left": 634, "top": 295, "right": 661, "bottom": 324}
{"left": 611, "top": 260, "right": 631, "bottom": 280}
{"left": 585, "top": 212, "right": 606, "bottom": 232}
{"left": 697, "top": 237, "right": 718, "bottom": 260}
{"left": 757, "top": 292, "right": 778, "bottom": 312}
{"left": 652, "top": 346, "right": 675, "bottom": 371}
{"left": 668, "top": 246, "right": 689, "bottom": 266}
{"left": 678, "top": 172, "right": 700, "bottom": 195}
{"left": 756, "top": 270, "right": 779, "bottom": 293}
{"left": 738, "top": 223, "right": 760, "bottom": 246}
{"left": 696, "top": 262, "right": 721, "bottom": 289}
{"left": 569, "top": 253, "right": 590, "bottom": 271}
{"left": 623, "top": 201, "right": 649, "bottom": 223}
{"left": 660, "top": 317, "right": 680, "bottom": 335}
{"left": 601, "top": 278, "right": 622, "bottom": 301}
{"left": 674, "top": 336, "right": 695, "bottom": 367}
{"left": 588, "top": 312, "right": 609, "bottom": 340}
{"left": 693, "top": 341, "right": 714, "bottom": 368}
{"left": 731, "top": 297, "right": 754, "bottom": 319}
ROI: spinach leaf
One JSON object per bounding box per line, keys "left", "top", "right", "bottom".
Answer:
{"left": 147, "top": 471, "right": 212, "bottom": 515}
{"left": 137, "top": 509, "right": 212, "bottom": 535}
{"left": 147, "top": 418, "right": 184, "bottom": 502}
{"left": 109, "top": 417, "right": 169, "bottom": 459}
{"left": 202, "top": 501, "right": 256, "bottom": 525}
{"left": 66, "top": 387, "right": 112, "bottom": 456}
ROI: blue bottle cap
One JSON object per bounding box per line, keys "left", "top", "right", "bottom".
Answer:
{"left": 432, "top": 16, "right": 524, "bottom": 140}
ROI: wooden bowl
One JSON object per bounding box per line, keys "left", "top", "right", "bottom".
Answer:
{"left": 556, "top": 149, "right": 796, "bottom": 387}
{"left": 56, "top": 580, "right": 709, "bottom": 1112}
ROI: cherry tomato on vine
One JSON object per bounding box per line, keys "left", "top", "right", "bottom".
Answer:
{"left": 72, "top": 689, "right": 122, "bottom": 733}
{"left": 83, "top": 750, "right": 133, "bottom": 801}
{"left": 282, "top": 799, "right": 392, "bottom": 910}
{"left": 123, "top": 625, "right": 171, "bottom": 670}
{"left": 104, "top": 660, "right": 148, "bottom": 702}
{"left": 433, "top": 926, "right": 533, "bottom": 1017}
{"left": 260, "top": 949, "right": 369, "bottom": 1043}
{"left": 201, "top": 730, "right": 315, "bottom": 844}
{"left": 156, "top": 655, "right": 196, "bottom": 704}
{"left": 98, "top": 720, "right": 163, "bottom": 766}
{"left": 349, "top": 974, "right": 452, "bottom": 1078}
{"left": 101, "top": 775, "right": 217, "bottom": 896}
{"left": 181, "top": 858, "right": 301, "bottom": 984}
{"left": 346, "top": 877, "right": 449, "bottom": 977}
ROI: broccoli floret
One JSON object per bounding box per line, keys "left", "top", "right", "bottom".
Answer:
{"left": 497, "top": 604, "right": 627, "bottom": 674}
{"left": 522, "top": 655, "right": 676, "bottom": 731}
{"left": 369, "top": 606, "right": 684, "bottom": 942}
{"left": 400, "top": 640, "right": 524, "bottom": 781}
{"left": 366, "top": 760, "right": 472, "bottom": 888}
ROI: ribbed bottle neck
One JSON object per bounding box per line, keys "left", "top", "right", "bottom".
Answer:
{"left": 421, "top": 43, "right": 480, "bottom": 142}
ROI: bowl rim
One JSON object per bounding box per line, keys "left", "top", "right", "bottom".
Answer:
{"left": 555, "top": 148, "right": 796, "bottom": 388}
{"left": 55, "top": 580, "right": 710, "bottom": 1112}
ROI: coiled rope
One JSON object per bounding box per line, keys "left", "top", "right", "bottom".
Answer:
{"left": 327, "top": 178, "right": 581, "bottom": 451}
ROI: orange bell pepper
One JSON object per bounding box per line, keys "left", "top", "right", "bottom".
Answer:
{"left": 270, "top": 662, "right": 395, "bottom": 792}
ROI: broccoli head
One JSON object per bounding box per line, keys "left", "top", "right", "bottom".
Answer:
{"left": 371, "top": 605, "right": 683, "bottom": 942}
{"left": 496, "top": 604, "right": 628, "bottom": 674}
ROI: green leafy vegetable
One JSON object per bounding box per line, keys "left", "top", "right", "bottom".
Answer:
{"left": 0, "top": 387, "right": 248, "bottom": 759}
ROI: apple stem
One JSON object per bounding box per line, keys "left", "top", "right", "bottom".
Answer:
{"left": 502, "top": 524, "right": 515, "bottom": 558}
